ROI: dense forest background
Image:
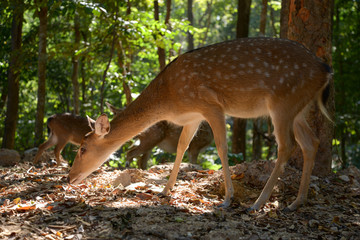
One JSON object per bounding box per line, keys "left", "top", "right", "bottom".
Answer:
{"left": 0, "top": 0, "right": 359, "bottom": 170}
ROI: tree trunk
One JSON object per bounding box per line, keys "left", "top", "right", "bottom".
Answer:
{"left": 259, "top": 0, "right": 268, "bottom": 36}
{"left": 232, "top": 0, "right": 251, "bottom": 161}
{"left": 34, "top": 0, "right": 47, "bottom": 147}
{"left": 280, "top": 0, "right": 290, "bottom": 38}
{"left": 252, "top": 0, "right": 268, "bottom": 158}
{"left": 252, "top": 119, "right": 262, "bottom": 160}
{"left": 287, "top": 0, "right": 334, "bottom": 175}
{"left": 71, "top": 12, "right": 81, "bottom": 115}
{"left": 2, "top": 0, "right": 24, "bottom": 149}
{"left": 187, "top": 0, "right": 194, "bottom": 51}
{"left": 154, "top": 0, "right": 166, "bottom": 70}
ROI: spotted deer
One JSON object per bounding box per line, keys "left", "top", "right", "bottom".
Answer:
{"left": 68, "top": 38, "right": 332, "bottom": 211}
{"left": 106, "top": 102, "right": 213, "bottom": 169}
{"left": 33, "top": 113, "right": 95, "bottom": 165}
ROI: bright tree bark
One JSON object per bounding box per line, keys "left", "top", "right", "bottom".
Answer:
{"left": 287, "top": 0, "right": 334, "bottom": 175}
{"left": 34, "top": 0, "right": 48, "bottom": 147}
{"left": 2, "top": 0, "right": 24, "bottom": 149}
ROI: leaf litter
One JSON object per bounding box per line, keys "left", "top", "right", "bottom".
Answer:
{"left": 0, "top": 160, "right": 359, "bottom": 239}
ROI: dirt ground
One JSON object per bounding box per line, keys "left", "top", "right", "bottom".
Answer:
{"left": 1, "top": 159, "right": 360, "bottom": 240}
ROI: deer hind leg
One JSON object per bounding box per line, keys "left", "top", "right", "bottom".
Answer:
{"left": 33, "top": 133, "right": 57, "bottom": 164}
{"left": 250, "top": 114, "right": 296, "bottom": 211}
{"left": 205, "top": 113, "right": 233, "bottom": 208}
{"left": 160, "top": 121, "right": 201, "bottom": 196}
{"left": 287, "top": 113, "right": 319, "bottom": 211}
{"left": 138, "top": 151, "right": 151, "bottom": 170}
{"left": 126, "top": 146, "right": 152, "bottom": 168}
{"left": 187, "top": 146, "right": 201, "bottom": 164}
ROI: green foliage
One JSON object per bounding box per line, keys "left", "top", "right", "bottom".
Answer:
{"left": 333, "top": 0, "right": 360, "bottom": 168}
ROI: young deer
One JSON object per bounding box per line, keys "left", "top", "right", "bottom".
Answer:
{"left": 106, "top": 102, "right": 213, "bottom": 169}
{"left": 68, "top": 38, "right": 332, "bottom": 211}
{"left": 33, "top": 113, "right": 95, "bottom": 165}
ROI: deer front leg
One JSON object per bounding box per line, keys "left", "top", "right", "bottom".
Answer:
{"left": 206, "top": 113, "right": 233, "bottom": 208}
{"left": 54, "top": 139, "right": 67, "bottom": 166}
{"left": 160, "top": 122, "right": 201, "bottom": 196}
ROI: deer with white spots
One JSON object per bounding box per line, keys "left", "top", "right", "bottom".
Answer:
{"left": 68, "top": 37, "right": 332, "bottom": 211}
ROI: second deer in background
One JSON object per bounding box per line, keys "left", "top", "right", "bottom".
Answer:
{"left": 106, "top": 102, "right": 213, "bottom": 169}
{"left": 33, "top": 113, "right": 95, "bottom": 165}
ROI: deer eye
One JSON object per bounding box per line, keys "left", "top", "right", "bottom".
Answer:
{"left": 80, "top": 147, "right": 86, "bottom": 155}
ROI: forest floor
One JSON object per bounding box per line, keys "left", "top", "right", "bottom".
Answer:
{"left": 1, "top": 157, "right": 360, "bottom": 240}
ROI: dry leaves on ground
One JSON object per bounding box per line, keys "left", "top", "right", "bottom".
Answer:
{"left": 1, "top": 161, "right": 360, "bottom": 239}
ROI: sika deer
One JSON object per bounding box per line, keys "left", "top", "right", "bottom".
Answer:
{"left": 68, "top": 38, "right": 332, "bottom": 211}
{"left": 34, "top": 113, "right": 95, "bottom": 165}
{"left": 106, "top": 102, "right": 213, "bottom": 169}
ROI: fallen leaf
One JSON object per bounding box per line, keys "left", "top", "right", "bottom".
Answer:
{"left": 136, "top": 193, "right": 153, "bottom": 200}
{"left": 16, "top": 205, "right": 36, "bottom": 212}
{"left": 13, "top": 197, "right": 21, "bottom": 204}
{"left": 231, "top": 173, "right": 244, "bottom": 180}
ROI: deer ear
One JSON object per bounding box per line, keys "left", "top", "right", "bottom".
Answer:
{"left": 94, "top": 114, "right": 110, "bottom": 137}
{"left": 87, "top": 115, "right": 96, "bottom": 130}
{"left": 105, "top": 102, "right": 123, "bottom": 116}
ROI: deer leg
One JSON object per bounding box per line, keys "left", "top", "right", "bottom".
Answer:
{"left": 138, "top": 151, "right": 151, "bottom": 170}
{"left": 250, "top": 116, "right": 295, "bottom": 211}
{"left": 287, "top": 114, "right": 319, "bottom": 211}
{"left": 33, "top": 134, "right": 57, "bottom": 164}
{"left": 160, "top": 121, "right": 200, "bottom": 196}
{"left": 126, "top": 146, "right": 142, "bottom": 167}
{"left": 54, "top": 140, "right": 67, "bottom": 166}
{"left": 206, "top": 113, "right": 233, "bottom": 208}
{"left": 188, "top": 148, "right": 200, "bottom": 164}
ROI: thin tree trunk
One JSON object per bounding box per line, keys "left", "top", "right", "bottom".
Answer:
{"left": 2, "top": 0, "right": 24, "bottom": 149}
{"left": 154, "top": 0, "right": 166, "bottom": 70}
{"left": 252, "top": 0, "right": 268, "bottom": 158}
{"left": 287, "top": 0, "right": 334, "bottom": 175}
{"left": 252, "top": 119, "right": 262, "bottom": 160}
{"left": 232, "top": 0, "right": 251, "bottom": 161}
{"left": 165, "top": 0, "right": 171, "bottom": 25}
{"left": 71, "top": 12, "right": 81, "bottom": 115}
{"left": 280, "top": 0, "right": 290, "bottom": 38}
{"left": 259, "top": 0, "right": 268, "bottom": 36}
{"left": 187, "top": 0, "right": 194, "bottom": 51}
{"left": 34, "top": 0, "right": 47, "bottom": 147}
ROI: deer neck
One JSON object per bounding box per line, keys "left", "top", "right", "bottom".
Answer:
{"left": 105, "top": 80, "right": 167, "bottom": 144}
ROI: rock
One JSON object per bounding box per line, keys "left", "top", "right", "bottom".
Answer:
{"left": 0, "top": 148, "right": 20, "bottom": 167}
{"left": 308, "top": 219, "right": 319, "bottom": 228}
{"left": 149, "top": 162, "right": 202, "bottom": 173}
{"left": 339, "top": 175, "right": 350, "bottom": 182}
{"left": 113, "top": 170, "right": 132, "bottom": 187}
